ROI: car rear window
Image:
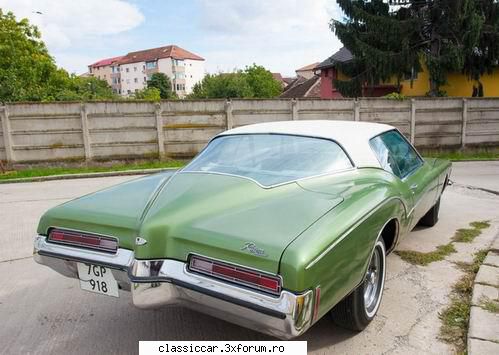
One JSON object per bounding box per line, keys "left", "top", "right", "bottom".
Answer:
{"left": 183, "top": 134, "right": 353, "bottom": 186}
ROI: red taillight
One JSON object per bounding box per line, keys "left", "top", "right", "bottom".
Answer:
{"left": 189, "top": 256, "right": 281, "bottom": 295}
{"left": 48, "top": 229, "right": 118, "bottom": 253}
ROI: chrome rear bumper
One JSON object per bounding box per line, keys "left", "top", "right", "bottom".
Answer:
{"left": 33, "top": 235, "right": 314, "bottom": 339}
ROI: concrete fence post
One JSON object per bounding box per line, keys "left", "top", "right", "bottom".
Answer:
{"left": 410, "top": 99, "right": 416, "bottom": 144}
{"left": 155, "top": 103, "right": 165, "bottom": 157}
{"left": 0, "top": 105, "right": 15, "bottom": 162}
{"left": 461, "top": 98, "right": 468, "bottom": 149}
{"left": 80, "top": 103, "right": 92, "bottom": 160}
{"left": 225, "top": 99, "right": 234, "bottom": 130}
{"left": 354, "top": 99, "right": 360, "bottom": 121}
{"left": 291, "top": 99, "right": 299, "bottom": 120}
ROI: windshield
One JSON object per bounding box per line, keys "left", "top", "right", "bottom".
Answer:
{"left": 183, "top": 134, "right": 353, "bottom": 186}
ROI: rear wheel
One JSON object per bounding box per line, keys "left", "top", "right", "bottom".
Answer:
{"left": 418, "top": 198, "right": 440, "bottom": 227}
{"left": 331, "top": 238, "right": 386, "bottom": 331}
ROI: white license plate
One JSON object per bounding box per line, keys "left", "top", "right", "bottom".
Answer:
{"left": 77, "top": 262, "right": 119, "bottom": 298}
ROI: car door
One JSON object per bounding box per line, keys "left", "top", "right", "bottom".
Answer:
{"left": 370, "top": 130, "right": 433, "bottom": 228}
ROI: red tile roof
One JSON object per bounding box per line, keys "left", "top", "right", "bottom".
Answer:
{"left": 118, "top": 45, "right": 204, "bottom": 65}
{"left": 89, "top": 56, "right": 124, "bottom": 68}
{"left": 296, "top": 62, "right": 320, "bottom": 72}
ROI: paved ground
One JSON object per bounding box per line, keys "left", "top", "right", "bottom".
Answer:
{"left": 0, "top": 162, "right": 498, "bottom": 355}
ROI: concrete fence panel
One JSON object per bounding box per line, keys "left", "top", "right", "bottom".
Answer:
{"left": 232, "top": 99, "right": 292, "bottom": 127}
{"left": 161, "top": 100, "right": 226, "bottom": 157}
{"left": 466, "top": 98, "right": 499, "bottom": 146}
{"left": 1, "top": 97, "right": 498, "bottom": 163}
{"left": 297, "top": 99, "right": 355, "bottom": 121}
{"left": 413, "top": 99, "right": 464, "bottom": 148}
{"left": 359, "top": 99, "right": 412, "bottom": 138}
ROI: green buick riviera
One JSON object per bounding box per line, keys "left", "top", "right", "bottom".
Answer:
{"left": 34, "top": 120, "right": 451, "bottom": 339}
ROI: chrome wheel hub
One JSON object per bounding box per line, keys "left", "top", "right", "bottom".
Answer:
{"left": 364, "top": 244, "right": 384, "bottom": 316}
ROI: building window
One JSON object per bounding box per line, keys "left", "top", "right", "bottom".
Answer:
{"left": 143, "top": 65, "right": 145, "bottom": 70}
{"left": 404, "top": 67, "right": 418, "bottom": 81}
{"left": 126, "top": 68, "right": 129, "bottom": 73}
{"left": 127, "top": 90, "right": 131, "bottom": 94}
{"left": 146, "top": 61, "right": 157, "bottom": 69}
{"left": 134, "top": 78, "right": 138, "bottom": 83}
{"left": 144, "top": 77, "right": 147, "bottom": 82}
{"left": 134, "top": 67, "right": 137, "bottom": 72}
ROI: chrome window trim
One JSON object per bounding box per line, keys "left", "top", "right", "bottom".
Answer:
{"left": 180, "top": 167, "right": 356, "bottom": 190}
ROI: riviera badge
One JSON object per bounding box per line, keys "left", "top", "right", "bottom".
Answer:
{"left": 241, "top": 242, "right": 267, "bottom": 257}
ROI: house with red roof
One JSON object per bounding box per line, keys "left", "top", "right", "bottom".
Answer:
{"left": 88, "top": 56, "right": 124, "bottom": 90}
{"left": 88, "top": 45, "right": 205, "bottom": 97}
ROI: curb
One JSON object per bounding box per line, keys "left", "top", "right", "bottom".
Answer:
{"left": 0, "top": 168, "right": 178, "bottom": 184}
{"left": 468, "top": 232, "right": 499, "bottom": 354}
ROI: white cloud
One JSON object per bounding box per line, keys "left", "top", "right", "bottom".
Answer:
{"left": 197, "top": 0, "right": 343, "bottom": 76}
{"left": 0, "top": 0, "right": 144, "bottom": 72}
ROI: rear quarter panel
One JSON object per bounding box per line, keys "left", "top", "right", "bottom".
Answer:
{"left": 280, "top": 169, "right": 410, "bottom": 321}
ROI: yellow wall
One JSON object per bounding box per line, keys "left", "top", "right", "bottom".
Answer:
{"left": 399, "top": 64, "right": 499, "bottom": 97}
{"left": 334, "top": 62, "right": 499, "bottom": 97}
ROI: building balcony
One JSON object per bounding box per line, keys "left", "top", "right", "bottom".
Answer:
{"left": 172, "top": 65, "right": 185, "bottom": 73}
{"left": 145, "top": 67, "right": 158, "bottom": 75}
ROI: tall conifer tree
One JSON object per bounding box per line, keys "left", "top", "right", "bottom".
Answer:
{"left": 332, "top": 0, "right": 499, "bottom": 97}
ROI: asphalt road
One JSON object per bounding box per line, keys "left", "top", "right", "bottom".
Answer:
{"left": 0, "top": 162, "right": 498, "bottom": 355}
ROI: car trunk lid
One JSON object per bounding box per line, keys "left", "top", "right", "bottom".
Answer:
{"left": 137, "top": 172, "right": 343, "bottom": 273}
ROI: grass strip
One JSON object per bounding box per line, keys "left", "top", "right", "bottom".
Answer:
{"left": 0, "top": 159, "right": 187, "bottom": 181}
{"left": 422, "top": 148, "right": 499, "bottom": 161}
{"left": 395, "top": 243, "right": 456, "bottom": 266}
{"left": 439, "top": 250, "right": 488, "bottom": 353}
{"left": 452, "top": 220, "right": 490, "bottom": 243}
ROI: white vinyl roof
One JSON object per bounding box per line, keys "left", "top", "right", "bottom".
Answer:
{"left": 219, "top": 120, "right": 395, "bottom": 168}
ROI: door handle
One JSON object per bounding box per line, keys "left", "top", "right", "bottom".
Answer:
{"left": 410, "top": 183, "right": 418, "bottom": 192}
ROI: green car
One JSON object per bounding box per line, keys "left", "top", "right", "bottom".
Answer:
{"left": 34, "top": 120, "right": 451, "bottom": 339}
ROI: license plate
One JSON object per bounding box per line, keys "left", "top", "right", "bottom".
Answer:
{"left": 77, "top": 262, "right": 119, "bottom": 298}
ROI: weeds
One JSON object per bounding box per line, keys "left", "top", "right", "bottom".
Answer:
{"left": 395, "top": 243, "right": 456, "bottom": 266}
{"left": 452, "top": 220, "right": 490, "bottom": 243}
{"left": 439, "top": 250, "right": 488, "bottom": 353}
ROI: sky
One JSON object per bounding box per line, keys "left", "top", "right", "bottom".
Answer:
{"left": 0, "top": 0, "right": 343, "bottom": 76}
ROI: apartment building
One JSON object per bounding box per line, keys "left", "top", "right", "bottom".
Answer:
{"left": 88, "top": 56, "right": 124, "bottom": 88}
{"left": 88, "top": 45, "right": 205, "bottom": 98}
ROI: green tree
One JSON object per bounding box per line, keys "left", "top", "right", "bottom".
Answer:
{"left": 0, "top": 9, "right": 59, "bottom": 101}
{"left": 187, "top": 65, "right": 282, "bottom": 99}
{"left": 133, "top": 87, "right": 161, "bottom": 101}
{"left": 332, "top": 0, "right": 499, "bottom": 97}
{"left": 244, "top": 64, "right": 282, "bottom": 97}
{"left": 187, "top": 72, "right": 253, "bottom": 99}
{"left": 147, "top": 72, "right": 176, "bottom": 99}
{"left": 0, "top": 10, "right": 118, "bottom": 102}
